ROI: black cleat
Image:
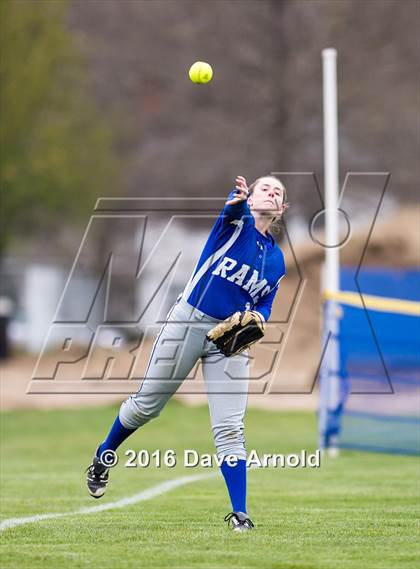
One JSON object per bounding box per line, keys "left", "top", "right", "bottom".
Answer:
{"left": 86, "top": 455, "right": 109, "bottom": 499}
{"left": 224, "top": 511, "right": 255, "bottom": 532}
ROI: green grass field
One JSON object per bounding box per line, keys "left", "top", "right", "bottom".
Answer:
{"left": 1, "top": 402, "right": 418, "bottom": 568}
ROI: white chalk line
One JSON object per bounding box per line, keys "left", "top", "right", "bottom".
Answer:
{"left": 0, "top": 471, "right": 218, "bottom": 532}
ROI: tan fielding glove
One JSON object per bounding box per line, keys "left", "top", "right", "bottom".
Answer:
{"left": 206, "top": 311, "right": 265, "bottom": 357}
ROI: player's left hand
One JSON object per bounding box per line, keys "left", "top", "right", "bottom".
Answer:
{"left": 206, "top": 310, "right": 265, "bottom": 357}
{"left": 225, "top": 175, "right": 249, "bottom": 205}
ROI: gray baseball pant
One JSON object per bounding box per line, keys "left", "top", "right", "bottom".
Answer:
{"left": 119, "top": 296, "right": 250, "bottom": 460}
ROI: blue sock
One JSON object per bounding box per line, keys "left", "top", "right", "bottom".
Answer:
{"left": 220, "top": 458, "right": 247, "bottom": 513}
{"left": 97, "top": 415, "right": 136, "bottom": 456}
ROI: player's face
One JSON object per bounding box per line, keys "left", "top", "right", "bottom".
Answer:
{"left": 248, "top": 177, "right": 286, "bottom": 216}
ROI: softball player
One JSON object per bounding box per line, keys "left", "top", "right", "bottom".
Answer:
{"left": 86, "top": 174, "right": 287, "bottom": 532}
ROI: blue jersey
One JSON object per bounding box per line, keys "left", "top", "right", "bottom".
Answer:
{"left": 181, "top": 190, "right": 286, "bottom": 321}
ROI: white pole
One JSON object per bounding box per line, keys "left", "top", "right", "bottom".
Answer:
{"left": 319, "top": 48, "right": 341, "bottom": 453}
{"left": 322, "top": 48, "right": 339, "bottom": 292}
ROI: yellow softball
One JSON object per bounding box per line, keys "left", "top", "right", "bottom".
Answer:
{"left": 188, "top": 61, "right": 213, "bottom": 84}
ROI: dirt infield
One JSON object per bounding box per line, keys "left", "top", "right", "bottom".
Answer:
{"left": 0, "top": 343, "right": 319, "bottom": 412}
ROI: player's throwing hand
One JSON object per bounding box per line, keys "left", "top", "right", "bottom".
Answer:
{"left": 225, "top": 175, "right": 249, "bottom": 205}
